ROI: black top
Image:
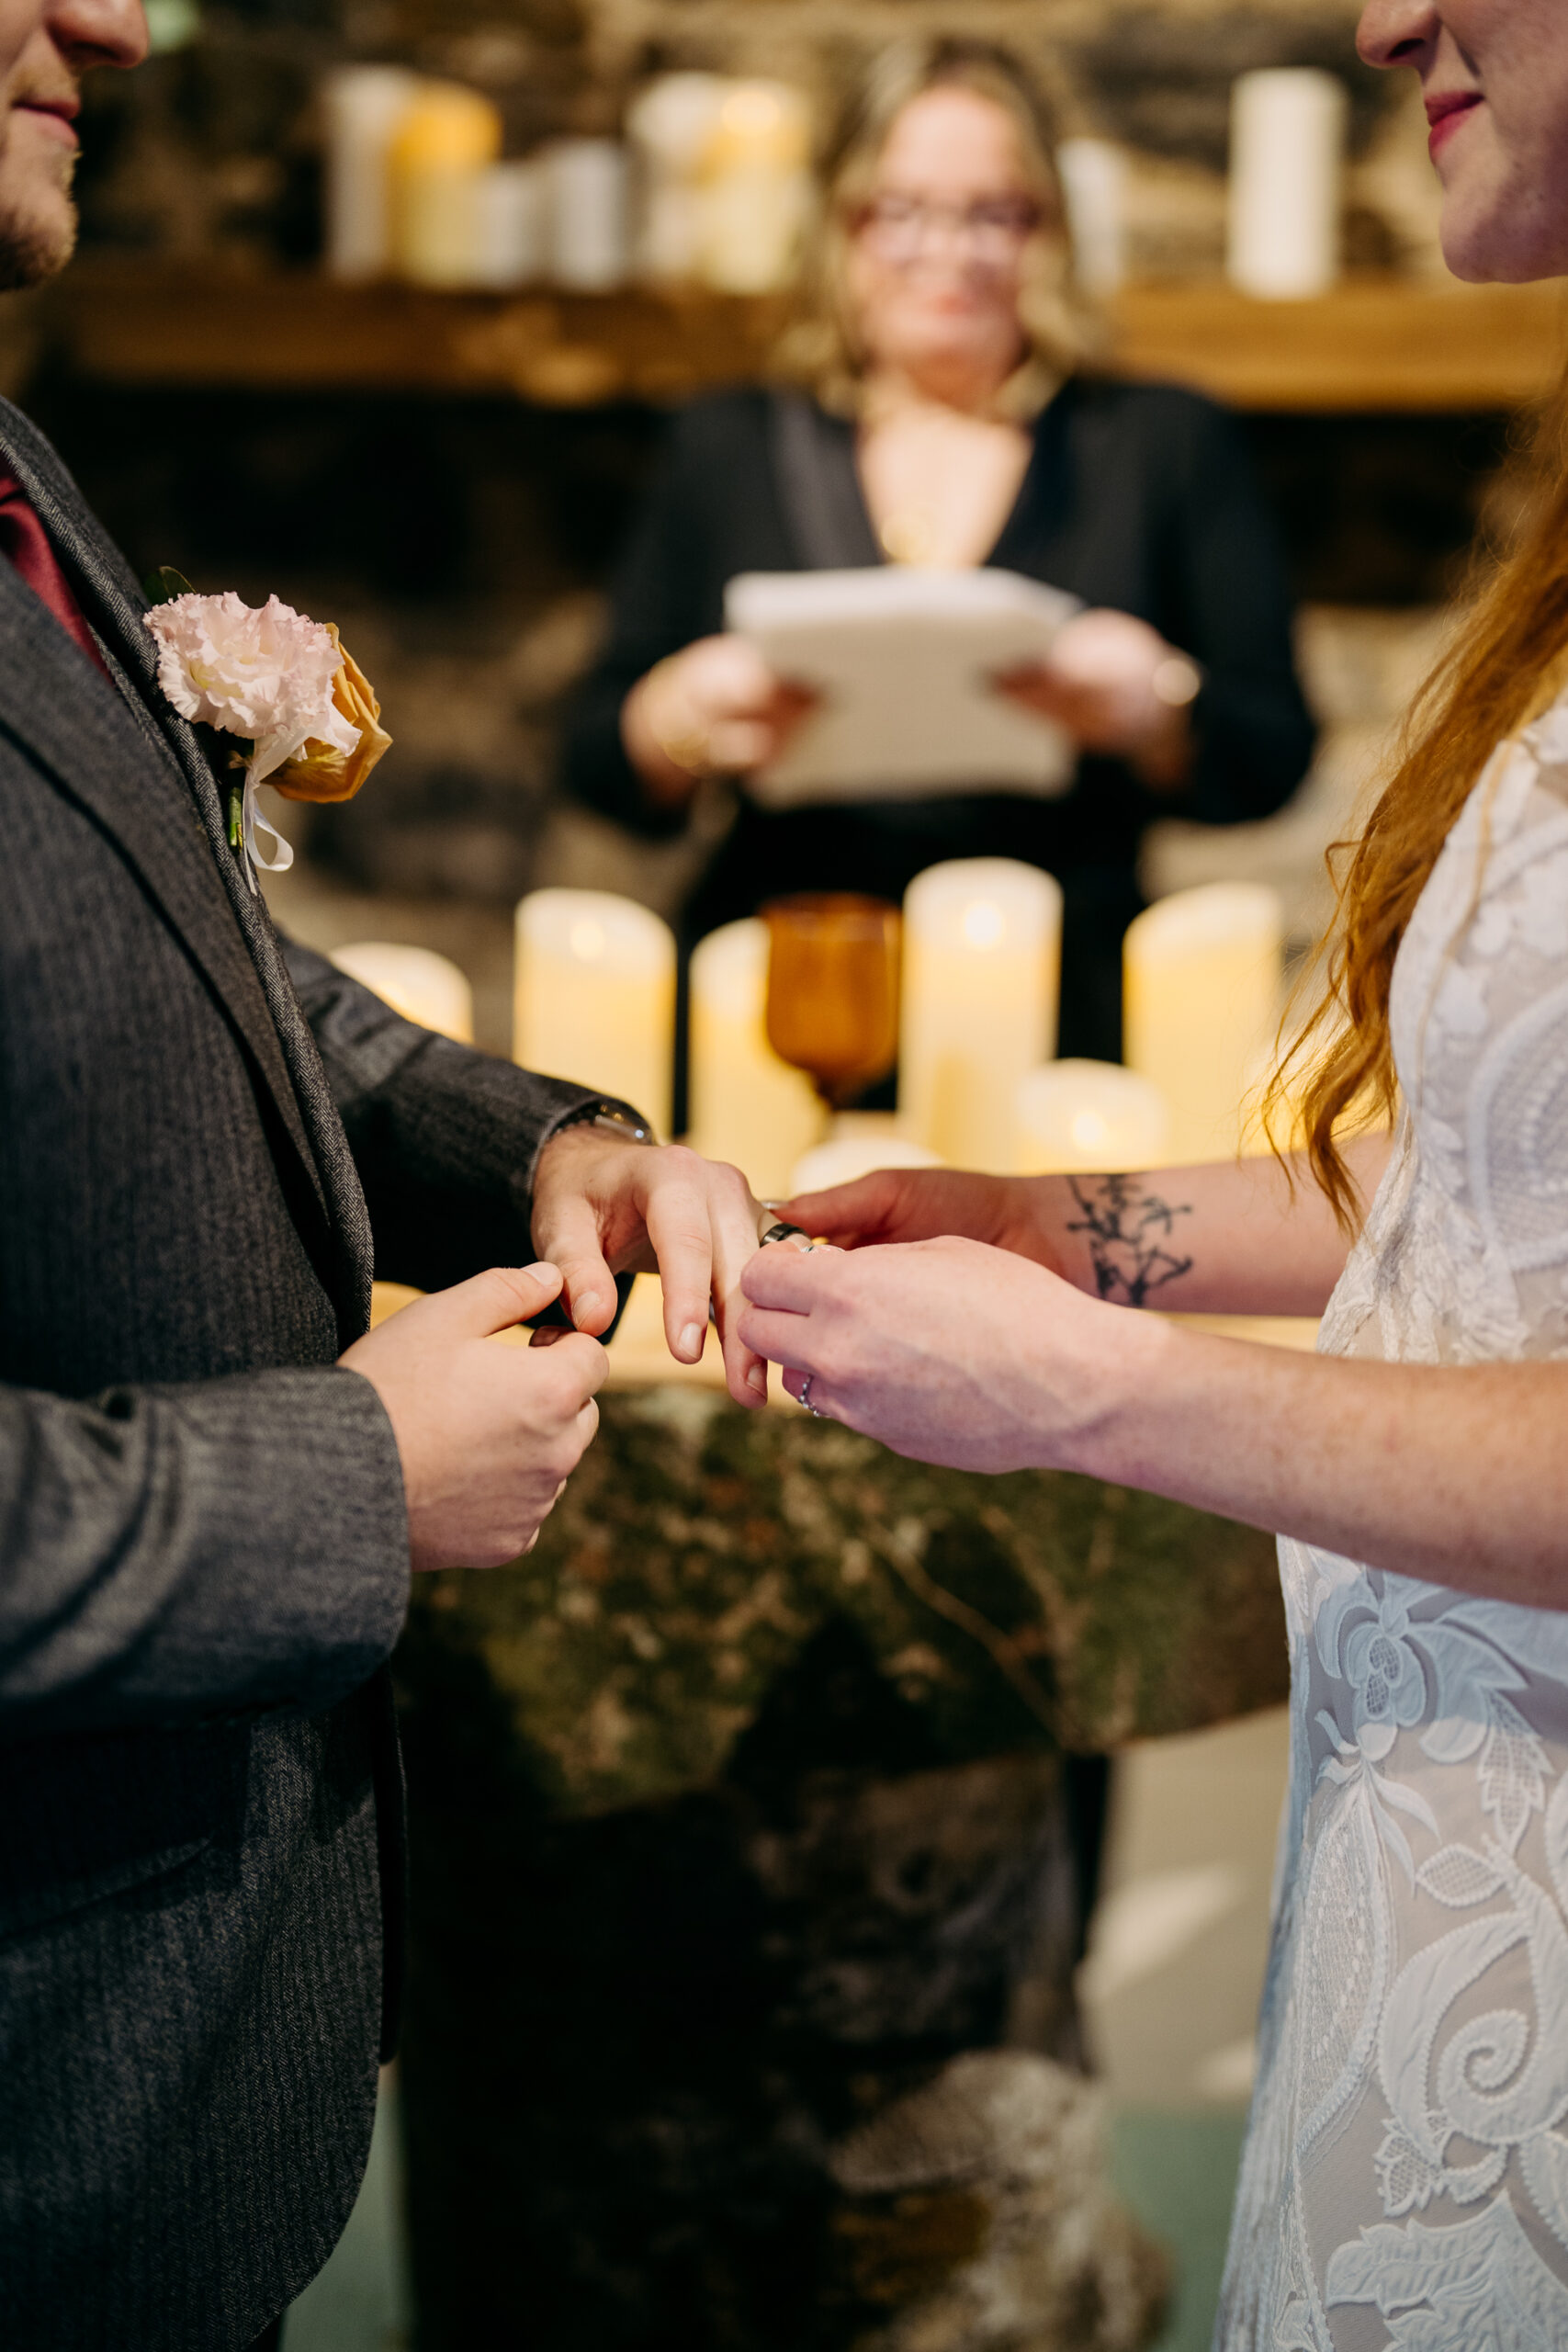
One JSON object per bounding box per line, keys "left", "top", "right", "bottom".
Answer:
{"left": 563, "top": 379, "right": 1314, "bottom": 1062}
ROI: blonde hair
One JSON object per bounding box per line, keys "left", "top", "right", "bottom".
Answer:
{"left": 1269, "top": 368, "right": 1568, "bottom": 1227}
{"left": 776, "top": 36, "right": 1095, "bottom": 420}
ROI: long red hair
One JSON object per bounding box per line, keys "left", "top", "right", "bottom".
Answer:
{"left": 1274, "top": 371, "right": 1568, "bottom": 1226}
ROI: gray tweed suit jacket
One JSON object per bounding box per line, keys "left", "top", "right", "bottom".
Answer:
{"left": 0, "top": 398, "right": 612, "bottom": 2349}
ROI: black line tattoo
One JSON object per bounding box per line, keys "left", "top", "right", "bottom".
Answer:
{"left": 1066, "top": 1173, "right": 1195, "bottom": 1308}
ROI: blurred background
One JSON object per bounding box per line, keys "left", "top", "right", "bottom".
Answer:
{"left": 12, "top": 0, "right": 1547, "bottom": 1012}
{"left": 20, "top": 6, "right": 1566, "bottom": 2349}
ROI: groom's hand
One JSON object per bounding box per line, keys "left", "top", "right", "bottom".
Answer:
{"left": 531, "top": 1125, "right": 771, "bottom": 1407}
{"left": 341, "top": 1264, "right": 607, "bottom": 1571}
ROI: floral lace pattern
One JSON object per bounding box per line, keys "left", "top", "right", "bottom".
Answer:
{"left": 1216, "top": 702, "right": 1568, "bottom": 2349}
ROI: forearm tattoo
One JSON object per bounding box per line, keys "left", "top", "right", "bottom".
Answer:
{"left": 1066, "top": 1173, "right": 1195, "bottom": 1307}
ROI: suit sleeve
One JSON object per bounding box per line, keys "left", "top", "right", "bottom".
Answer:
{"left": 282, "top": 938, "right": 644, "bottom": 1295}
{"left": 0, "top": 942, "right": 633, "bottom": 1743}
{"left": 1160, "top": 396, "right": 1317, "bottom": 826}
{"left": 0, "top": 1362, "right": 409, "bottom": 1741}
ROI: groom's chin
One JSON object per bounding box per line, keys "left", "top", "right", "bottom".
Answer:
{"left": 0, "top": 200, "right": 74, "bottom": 288}
{"left": 0, "top": 162, "right": 77, "bottom": 289}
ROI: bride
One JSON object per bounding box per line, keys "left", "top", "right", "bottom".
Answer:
{"left": 739, "top": 1, "right": 1568, "bottom": 2341}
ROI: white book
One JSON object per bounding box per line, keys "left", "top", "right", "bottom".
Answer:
{"left": 724, "top": 565, "right": 1080, "bottom": 809}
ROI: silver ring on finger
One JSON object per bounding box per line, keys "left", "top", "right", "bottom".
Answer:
{"left": 799, "top": 1374, "right": 828, "bottom": 1419}
{"left": 759, "top": 1219, "right": 811, "bottom": 1248}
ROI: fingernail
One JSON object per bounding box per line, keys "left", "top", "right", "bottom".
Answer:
{"left": 747, "top": 1363, "right": 767, "bottom": 1396}
{"left": 679, "top": 1321, "right": 705, "bottom": 1358}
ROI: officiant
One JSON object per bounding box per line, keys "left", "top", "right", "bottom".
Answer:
{"left": 563, "top": 35, "right": 1315, "bottom": 1071}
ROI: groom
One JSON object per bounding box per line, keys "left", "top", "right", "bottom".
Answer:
{"left": 0, "top": 1, "right": 772, "bottom": 2345}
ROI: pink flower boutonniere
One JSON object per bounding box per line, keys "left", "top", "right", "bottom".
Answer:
{"left": 143, "top": 579, "right": 391, "bottom": 888}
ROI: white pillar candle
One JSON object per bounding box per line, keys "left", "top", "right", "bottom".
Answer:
{"left": 900, "top": 859, "right": 1063, "bottom": 1171}
{"left": 330, "top": 941, "right": 475, "bottom": 1045}
{"left": 1123, "top": 883, "right": 1284, "bottom": 1163}
{"left": 790, "top": 1114, "right": 941, "bottom": 1199}
{"left": 388, "top": 82, "right": 503, "bottom": 288}
{"left": 626, "top": 73, "right": 728, "bottom": 283}
{"left": 321, "top": 66, "right": 420, "bottom": 281}
{"left": 1227, "top": 68, "right": 1348, "bottom": 300}
{"left": 514, "top": 889, "right": 674, "bottom": 1136}
{"left": 469, "top": 159, "right": 547, "bottom": 289}
{"left": 687, "top": 919, "right": 824, "bottom": 1196}
{"left": 698, "top": 81, "right": 813, "bottom": 295}
{"left": 1013, "top": 1060, "right": 1170, "bottom": 1175}
{"left": 1056, "top": 137, "right": 1128, "bottom": 298}
{"left": 546, "top": 138, "right": 631, "bottom": 291}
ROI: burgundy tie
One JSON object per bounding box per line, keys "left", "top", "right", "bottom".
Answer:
{"left": 0, "top": 466, "right": 112, "bottom": 678}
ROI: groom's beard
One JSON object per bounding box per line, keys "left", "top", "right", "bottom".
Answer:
{"left": 0, "top": 101, "right": 80, "bottom": 289}
{"left": 0, "top": 184, "right": 75, "bottom": 288}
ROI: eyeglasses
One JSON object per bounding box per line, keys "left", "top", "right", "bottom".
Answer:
{"left": 853, "top": 192, "right": 1043, "bottom": 265}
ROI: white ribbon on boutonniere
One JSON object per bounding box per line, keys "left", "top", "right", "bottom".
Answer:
{"left": 143, "top": 580, "right": 391, "bottom": 890}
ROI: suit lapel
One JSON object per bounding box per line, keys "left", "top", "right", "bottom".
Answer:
{"left": 0, "top": 402, "right": 374, "bottom": 1340}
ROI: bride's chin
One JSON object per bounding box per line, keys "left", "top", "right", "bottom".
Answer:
{"left": 1438, "top": 183, "right": 1568, "bottom": 286}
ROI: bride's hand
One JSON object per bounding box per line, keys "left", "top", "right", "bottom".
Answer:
{"left": 778, "top": 1165, "right": 1074, "bottom": 1277}
{"left": 739, "top": 1232, "right": 1137, "bottom": 1472}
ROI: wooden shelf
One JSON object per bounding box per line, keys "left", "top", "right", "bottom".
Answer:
{"left": 1108, "top": 276, "right": 1568, "bottom": 413}
{"left": 47, "top": 266, "right": 792, "bottom": 407}
{"left": 43, "top": 264, "right": 1568, "bottom": 413}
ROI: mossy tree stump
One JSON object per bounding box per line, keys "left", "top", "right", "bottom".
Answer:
{"left": 395, "top": 1386, "right": 1284, "bottom": 2351}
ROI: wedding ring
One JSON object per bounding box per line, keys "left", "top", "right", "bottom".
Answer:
{"left": 759, "top": 1219, "right": 811, "bottom": 1248}
{"left": 799, "top": 1374, "right": 827, "bottom": 1418}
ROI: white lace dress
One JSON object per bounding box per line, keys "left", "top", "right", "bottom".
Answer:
{"left": 1215, "top": 703, "right": 1568, "bottom": 2349}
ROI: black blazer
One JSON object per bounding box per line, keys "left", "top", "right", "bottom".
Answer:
{"left": 563, "top": 380, "right": 1315, "bottom": 1062}
{"left": 0, "top": 399, "right": 610, "bottom": 2350}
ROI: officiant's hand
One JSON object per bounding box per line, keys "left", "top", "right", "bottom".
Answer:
{"left": 623, "top": 636, "right": 818, "bottom": 807}
{"left": 342, "top": 1264, "right": 607, "bottom": 1571}
{"left": 778, "top": 1165, "right": 1071, "bottom": 1277}
{"left": 531, "top": 1124, "right": 773, "bottom": 1407}
{"left": 994, "top": 608, "right": 1200, "bottom": 791}
{"left": 739, "top": 1234, "right": 1119, "bottom": 1473}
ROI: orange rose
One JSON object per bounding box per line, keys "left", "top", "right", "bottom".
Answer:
{"left": 272, "top": 627, "right": 391, "bottom": 804}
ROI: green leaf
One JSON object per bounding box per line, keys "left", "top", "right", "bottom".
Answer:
{"left": 142, "top": 564, "right": 195, "bottom": 606}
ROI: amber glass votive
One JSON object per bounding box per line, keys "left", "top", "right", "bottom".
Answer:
{"left": 762, "top": 892, "right": 902, "bottom": 1110}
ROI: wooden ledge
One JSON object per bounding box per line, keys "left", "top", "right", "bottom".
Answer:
{"left": 41, "top": 264, "right": 1568, "bottom": 413}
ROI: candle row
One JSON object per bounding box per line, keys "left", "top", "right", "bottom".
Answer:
{"left": 323, "top": 60, "right": 1352, "bottom": 307}
{"left": 322, "top": 68, "right": 812, "bottom": 296}
{"left": 332, "top": 863, "right": 1284, "bottom": 1193}
{"left": 322, "top": 71, "right": 633, "bottom": 293}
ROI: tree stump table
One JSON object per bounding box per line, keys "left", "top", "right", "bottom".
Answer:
{"left": 393, "top": 1380, "right": 1287, "bottom": 2352}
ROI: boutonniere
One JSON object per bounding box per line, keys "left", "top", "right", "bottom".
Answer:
{"left": 141, "top": 569, "right": 391, "bottom": 889}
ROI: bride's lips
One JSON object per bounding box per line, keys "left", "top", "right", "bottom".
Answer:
{"left": 1426, "top": 90, "right": 1482, "bottom": 160}
{"left": 12, "top": 95, "right": 79, "bottom": 150}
